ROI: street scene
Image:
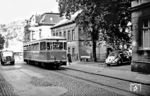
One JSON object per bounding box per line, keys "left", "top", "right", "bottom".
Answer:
{"left": 0, "top": 0, "right": 150, "bottom": 96}
{"left": 0, "top": 60, "right": 149, "bottom": 96}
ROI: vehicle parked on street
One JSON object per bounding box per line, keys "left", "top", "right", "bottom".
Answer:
{"left": 0, "top": 50, "right": 15, "bottom": 65}
{"left": 105, "top": 50, "right": 131, "bottom": 66}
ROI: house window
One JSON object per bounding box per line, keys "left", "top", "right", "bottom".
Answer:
{"left": 39, "top": 29, "right": 42, "bottom": 38}
{"left": 56, "top": 31, "right": 58, "bottom": 36}
{"left": 68, "top": 47, "right": 70, "bottom": 53}
{"left": 68, "top": 30, "right": 70, "bottom": 41}
{"left": 51, "top": 30, "right": 55, "bottom": 36}
{"left": 32, "top": 31, "right": 35, "bottom": 40}
{"left": 53, "top": 32, "right": 55, "bottom": 36}
{"left": 59, "top": 32, "right": 62, "bottom": 36}
{"left": 72, "top": 29, "right": 75, "bottom": 40}
{"left": 142, "top": 18, "right": 150, "bottom": 49}
{"left": 72, "top": 47, "right": 75, "bottom": 55}
{"left": 64, "top": 31, "right": 66, "bottom": 38}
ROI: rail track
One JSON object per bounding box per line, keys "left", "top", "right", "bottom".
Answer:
{"left": 23, "top": 63, "right": 149, "bottom": 96}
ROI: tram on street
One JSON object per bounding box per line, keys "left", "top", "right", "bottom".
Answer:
{"left": 23, "top": 36, "right": 67, "bottom": 68}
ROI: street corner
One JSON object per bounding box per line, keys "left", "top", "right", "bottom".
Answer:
{"left": 27, "top": 86, "right": 68, "bottom": 96}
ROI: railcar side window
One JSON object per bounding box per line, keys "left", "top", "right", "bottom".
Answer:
{"left": 23, "top": 46, "right": 27, "bottom": 51}
{"left": 64, "top": 42, "right": 67, "bottom": 50}
{"left": 59, "top": 42, "right": 63, "bottom": 50}
{"left": 53, "top": 42, "right": 59, "bottom": 50}
{"left": 33, "top": 43, "right": 39, "bottom": 51}
{"left": 40, "top": 42, "right": 46, "bottom": 50}
{"left": 29, "top": 45, "right": 31, "bottom": 51}
{"left": 27, "top": 45, "right": 29, "bottom": 51}
{"left": 53, "top": 42, "right": 63, "bottom": 50}
{"left": 31, "top": 44, "right": 33, "bottom": 50}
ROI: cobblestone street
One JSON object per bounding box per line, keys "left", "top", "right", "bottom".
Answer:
{"left": 0, "top": 61, "right": 141, "bottom": 96}
{"left": 0, "top": 72, "right": 18, "bottom": 96}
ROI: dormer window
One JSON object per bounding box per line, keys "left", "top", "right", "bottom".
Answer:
{"left": 41, "top": 15, "right": 46, "bottom": 23}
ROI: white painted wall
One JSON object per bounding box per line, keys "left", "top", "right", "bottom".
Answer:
{"left": 39, "top": 26, "right": 52, "bottom": 39}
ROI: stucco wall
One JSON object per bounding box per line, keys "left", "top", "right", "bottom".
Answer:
{"left": 51, "top": 22, "right": 107, "bottom": 62}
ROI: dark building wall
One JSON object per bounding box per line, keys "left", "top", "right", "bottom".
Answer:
{"left": 131, "top": 1, "right": 150, "bottom": 73}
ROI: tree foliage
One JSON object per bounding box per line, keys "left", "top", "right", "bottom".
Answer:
{"left": 57, "top": 0, "right": 131, "bottom": 61}
{"left": 0, "top": 34, "right": 5, "bottom": 50}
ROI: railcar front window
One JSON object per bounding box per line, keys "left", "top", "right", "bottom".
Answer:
{"left": 53, "top": 42, "right": 64, "bottom": 50}
{"left": 47, "top": 42, "right": 52, "bottom": 50}
{"left": 40, "top": 42, "right": 46, "bottom": 50}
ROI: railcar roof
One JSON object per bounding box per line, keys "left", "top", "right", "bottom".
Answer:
{"left": 40, "top": 36, "right": 66, "bottom": 40}
{"left": 23, "top": 36, "right": 66, "bottom": 45}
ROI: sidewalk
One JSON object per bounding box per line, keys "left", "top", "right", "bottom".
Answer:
{"left": 65, "top": 61, "right": 150, "bottom": 85}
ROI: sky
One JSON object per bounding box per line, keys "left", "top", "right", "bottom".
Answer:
{"left": 0, "top": 0, "right": 59, "bottom": 24}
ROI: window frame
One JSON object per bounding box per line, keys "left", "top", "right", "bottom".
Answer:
{"left": 142, "top": 18, "right": 150, "bottom": 49}
{"left": 68, "top": 30, "right": 70, "bottom": 41}
{"left": 40, "top": 42, "right": 46, "bottom": 50}
{"left": 64, "top": 31, "right": 66, "bottom": 38}
{"left": 72, "top": 29, "right": 75, "bottom": 41}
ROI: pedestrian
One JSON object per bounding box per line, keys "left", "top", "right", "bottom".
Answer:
{"left": 67, "top": 52, "right": 72, "bottom": 65}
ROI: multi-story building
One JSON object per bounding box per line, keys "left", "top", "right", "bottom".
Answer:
{"left": 131, "top": 0, "right": 150, "bottom": 73}
{"left": 24, "top": 12, "right": 63, "bottom": 43}
{"left": 51, "top": 11, "right": 107, "bottom": 61}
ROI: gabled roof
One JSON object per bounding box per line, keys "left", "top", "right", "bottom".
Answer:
{"left": 51, "top": 10, "right": 82, "bottom": 29}
{"left": 39, "top": 13, "right": 63, "bottom": 25}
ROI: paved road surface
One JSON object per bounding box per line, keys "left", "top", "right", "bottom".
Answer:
{"left": 0, "top": 62, "right": 141, "bottom": 96}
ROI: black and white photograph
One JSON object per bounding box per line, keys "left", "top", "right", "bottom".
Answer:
{"left": 0, "top": 0, "right": 150, "bottom": 96}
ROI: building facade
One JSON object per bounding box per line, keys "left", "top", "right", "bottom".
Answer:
{"left": 24, "top": 13, "right": 63, "bottom": 43}
{"left": 51, "top": 12, "right": 107, "bottom": 62}
{"left": 131, "top": 0, "right": 150, "bottom": 73}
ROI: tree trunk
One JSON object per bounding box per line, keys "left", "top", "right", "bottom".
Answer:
{"left": 92, "top": 39, "right": 97, "bottom": 62}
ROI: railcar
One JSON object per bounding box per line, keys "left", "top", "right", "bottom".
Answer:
{"left": 23, "top": 36, "right": 67, "bottom": 68}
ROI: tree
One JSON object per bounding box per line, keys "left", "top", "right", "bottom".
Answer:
{"left": 102, "top": 0, "right": 131, "bottom": 50}
{"left": 57, "top": 0, "right": 131, "bottom": 62}
{"left": 0, "top": 34, "right": 5, "bottom": 50}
